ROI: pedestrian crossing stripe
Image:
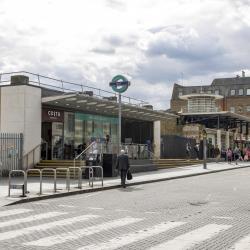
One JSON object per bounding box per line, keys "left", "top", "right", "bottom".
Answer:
{"left": 24, "top": 217, "right": 143, "bottom": 247}
{"left": 0, "top": 211, "right": 66, "bottom": 228}
{"left": 149, "top": 224, "right": 232, "bottom": 250}
{"left": 0, "top": 214, "right": 99, "bottom": 241}
{"left": 231, "top": 234, "right": 250, "bottom": 250}
{"left": 0, "top": 208, "right": 31, "bottom": 218}
{"left": 77, "top": 221, "right": 186, "bottom": 250}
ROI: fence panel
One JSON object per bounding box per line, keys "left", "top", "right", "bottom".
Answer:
{"left": 0, "top": 133, "right": 23, "bottom": 176}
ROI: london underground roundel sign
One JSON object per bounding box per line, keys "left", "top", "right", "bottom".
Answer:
{"left": 109, "top": 75, "right": 130, "bottom": 93}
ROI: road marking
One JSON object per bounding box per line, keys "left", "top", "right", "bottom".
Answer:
{"left": 58, "top": 205, "right": 75, "bottom": 208}
{"left": 77, "top": 221, "right": 186, "bottom": 250}
{"left": 87, "top": 207, "right": 104, "bottom": 210}
{"left": 115, "top": 209, "right": 129, "bottom": 212}
{"left": 0, "top": 214, "right": 98, "bottom": 241}
{"left": 24, "top": 217, "right": 142, "bottom": 247}
{"left": 150, "top": 224, "right": 232, "bottom": 250}
{"left": 85, "top": 193, "right": 101, "bottom": 198}
{"left": 212, "top": 216, "right": 233, "bottom": 220}
{"left": 0, "top": 212, "right": 66, "bottom": 228}
{"left": 0, "top": 209, "right": 31, "bottom": 218}
{"left": 231, "top": 234, "right": 250, "bottom": 249}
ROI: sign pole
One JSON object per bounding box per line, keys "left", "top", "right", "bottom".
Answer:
{"left": 109, "top": 75, "right": 130, "bottom": 155}
{"left": 203, "top": 129, "right": 207, "bottom": 169}
{"left": 118, "top": 93, "right": 121, "bottom": 153}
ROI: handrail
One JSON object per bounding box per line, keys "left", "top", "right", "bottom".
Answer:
{"left": 0, "top": 71, "right": 148, "bottom": 106}
{"left": 23, "top": 141, "right": 48, "bottom": 170}
{"left": 74, "top": 141, "right": 96, "bottom": 161}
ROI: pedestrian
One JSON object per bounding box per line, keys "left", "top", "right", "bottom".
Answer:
{"left": 116, "top": 149, "right": 130, "bottom": 188}
{"left": 233, "top": 145, "right": 241, "bottom": 165}
{"left": 226, "top": 147, "right": 232, "bottom": 164}
{"left": 193, "top": 143, "right": 199, "bottom": 160}
{"left": 186, "top": 142, "right": 191, "bottom": 159}
{"left": 214, "top": 145, "right": 220, "bottom": 163}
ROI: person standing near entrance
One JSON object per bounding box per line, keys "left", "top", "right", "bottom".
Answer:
{"left": 214, "top": 145, "right": 220, "bottom": 163}
{"left": 116, "top": 149, "right": 130, "bottom": 188}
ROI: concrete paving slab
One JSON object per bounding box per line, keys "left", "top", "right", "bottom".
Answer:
{"left": 1, "top": 161, "right": 249, "bottom": 206}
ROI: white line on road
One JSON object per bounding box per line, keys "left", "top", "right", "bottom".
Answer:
{"left": 212, "top": 216, "right": 233, "bottom": 220}
{"left": 231, "top": 234, "right": 250, "bottom": 249}
{"left": 77, "top": 221, "right": 186, "bottom": 250}
{"left": 24, "top": 217, "right": 142, "bottom": 247}
{"left": 0, "top": 214, "right": 99, "bottom": 241}
{"left": 0, "top": 209, "right": 31, "bottom": 218}
{"left": 0, "top": 212, "right": 66, "bottom": 228}
{"left": 115, "top": 209, "right": 129, "bottom": 212}
{"left": 149, "top": 224, "right": 232, "bottom": 250}
{"left": 58, "top": 205, "right": 75, "bottom": 208}
{"left": 87, "top": 207, "right": 104, "bottom": 210}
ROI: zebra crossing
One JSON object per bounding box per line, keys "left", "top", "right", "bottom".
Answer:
{"left": 0, "top": 207, "right": 249, "bottom": 249}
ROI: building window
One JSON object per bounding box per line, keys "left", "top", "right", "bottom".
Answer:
{"left": 179, "top": 91, "right": 183, "bottom": 97}
{"left": 247, "top": 89, "right": 250, "bottom": 95}
{"left": 238, "top": 106, "right": 243, "bottom": 113}
{"left": 230, "top": 89, "right": 236, "bottom": 96}
{"left": 247, "top": 106, "right": 250, "bottom": 112}
{"left": 215, "top": 90, "right": 219, "bottom": 95}
{"left": 238, "top": 89, "right": 244, "bottom": 95}
{"left": 207, "top": 90, "right": 212, "bottom": 94}
{"left": 230, "top": 107, "right": 235, "bottom": 113}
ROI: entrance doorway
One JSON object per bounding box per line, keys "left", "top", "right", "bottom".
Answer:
{"left": 42, "top": 122, "right": 63, "bottom": 160}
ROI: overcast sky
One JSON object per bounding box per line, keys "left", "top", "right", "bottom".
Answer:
{"left": 0, "top": 0, "right": 250, "bottom": 109}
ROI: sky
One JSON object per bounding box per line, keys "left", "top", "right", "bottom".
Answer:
{"left": 0, "top": 0, "right": 250, "bottom": 109}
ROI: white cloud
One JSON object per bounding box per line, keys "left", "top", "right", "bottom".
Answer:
{"left": 0, "top": 0, "right": 250, "bottom": 109}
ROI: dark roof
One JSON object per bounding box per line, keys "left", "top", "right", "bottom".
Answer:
{"left": 212, "top": 77, "right": 250, "bottom": 86}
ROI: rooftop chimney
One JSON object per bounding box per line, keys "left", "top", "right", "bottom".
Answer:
{"left": 242, "top": 70, "right": 245, "bottom": 78}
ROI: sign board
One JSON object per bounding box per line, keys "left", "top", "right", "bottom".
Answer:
{"left": 109, "top": 75, "right": 130, "bottom": 93}
{"left": 42, "top": 108, "right": 64, "bottom": 122}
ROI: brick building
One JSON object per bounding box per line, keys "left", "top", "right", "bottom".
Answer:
{"left": 170, "top": 71, "right": 250, "bottom": 151}
{"left": 171, "top": 71, "right": 250, "bottom": 116}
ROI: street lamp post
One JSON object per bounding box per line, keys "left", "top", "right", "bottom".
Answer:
{"left": 202, "top": 129, "right": 207, "bottom": 169}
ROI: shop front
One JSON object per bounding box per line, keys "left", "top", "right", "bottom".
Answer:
{"left": 42, "top": 107, "right": 118, "bottom": 160}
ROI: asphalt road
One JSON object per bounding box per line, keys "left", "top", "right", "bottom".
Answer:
{"left": 1, "top": 167, "right": 250, "bottom": 249}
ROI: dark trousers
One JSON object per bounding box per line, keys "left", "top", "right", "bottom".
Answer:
{"left": 120, "top": 170, "right": 127, "bottom": 187}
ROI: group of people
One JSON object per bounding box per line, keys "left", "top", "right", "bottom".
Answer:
{"left": 226, "top": 146, "right": 250, "bottom": 164}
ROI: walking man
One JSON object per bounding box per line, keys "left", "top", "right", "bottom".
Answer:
{"left": 116, "top": 149, "right": 130, "bottom": 188}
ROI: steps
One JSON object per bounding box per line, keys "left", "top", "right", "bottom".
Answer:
{"left": 153, "top": 159, "right": 202, "bottom": 169}
{"left": 28, "top": 160, "right": 86, "bottom": 178}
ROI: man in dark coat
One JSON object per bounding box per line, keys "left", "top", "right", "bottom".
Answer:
{"left": 116, "top": 149, "right": 130, "bottom": 188}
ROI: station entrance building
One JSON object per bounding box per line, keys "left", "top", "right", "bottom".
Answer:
{"left": 0, "top": 72, "right": 177, "bottom": 169}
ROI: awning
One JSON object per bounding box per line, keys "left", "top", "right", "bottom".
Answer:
{"left": 42, "top": 93, "right": 177, "bottom": 121}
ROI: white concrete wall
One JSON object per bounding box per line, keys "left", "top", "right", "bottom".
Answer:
{"left": 0, "top": 85, "right": 41, "bottom": 168}
{"left": 153, "top": 120, "right": 161, "bottom": 159}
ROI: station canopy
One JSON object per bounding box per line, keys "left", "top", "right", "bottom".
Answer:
{"left": 180, "top": 111, "right": 250, "bottom": 129}
{"left": 42, "top": 93, "right": 177, "bottom": 121}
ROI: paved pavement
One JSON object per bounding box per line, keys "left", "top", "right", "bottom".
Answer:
{"left": 1, "top": 161, "right": 250, "bottom": 207}
{"left": 1, "top": 167, "right": 250, "bottom": 249}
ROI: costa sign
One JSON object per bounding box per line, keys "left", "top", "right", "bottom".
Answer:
{"left": 42, "top": 108, "right": 64, "bottom": 122}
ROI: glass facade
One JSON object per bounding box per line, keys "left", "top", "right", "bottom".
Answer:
{"left": 74, "top": 113, "right": 118, "bottom": 147}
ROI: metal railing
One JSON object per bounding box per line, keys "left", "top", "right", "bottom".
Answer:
{"left": 68, "top": 167, "right": 83, "bottom": 189}
{"left": 88, "top": 166, "right": 103, "bottom": 187}
{"left": 23, "top": 141, "right": 48, "bottom": 170}
{"left": 0, "top": 133, "right": 23, "bottom": 175}
{"left": 41, "top": 168, "right": 57, "bottom": 193}
{"left": 0, "top": 71, "right": 148, "bottom": 107}
{"left": 8, "top": 170, "right": 26, "bottom": 197}
{"left": 26, "top": 169, "right": 42, "bottom": 195}
{"left": 74, "top": 141, "right": 96, "bottom": 162}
